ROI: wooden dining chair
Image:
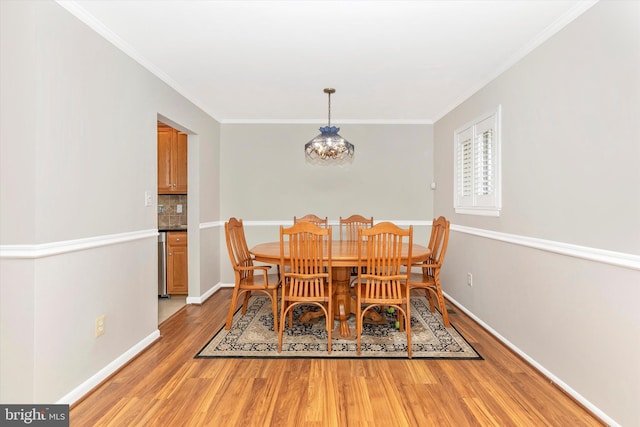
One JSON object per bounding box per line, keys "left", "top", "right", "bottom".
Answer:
{"left": 339, "top": 214, "right": 373, "bottom": 240}
{"left": 278, "top": 221, "right": 333, "bottom": 353}
{"left": 356, "top": 222, "right": 413, "bottom": 358}
{"left": 340, "top": 215, "right": 374, "bottom": 278}
{"left": 408, "top": 216, "right": 451, "bottom": 328}
{"left": 287, "top": 215, "right": 328, "bottom": 278}
{"left": 293, "top": 214, "right": 328, "bottom": 228}
{"left": 224, "top": 218, "right": 281, "bottom": 331}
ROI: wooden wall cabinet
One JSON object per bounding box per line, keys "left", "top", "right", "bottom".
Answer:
{"left": 167, "top": 232, "right": 188, "bottom": 294}
{"left": 158, "top": 123, "right": 187, "bottom": 194}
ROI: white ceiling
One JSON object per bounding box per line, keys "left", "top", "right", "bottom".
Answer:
{"left": 60, "top": 0, "right": 597, "bottom": 124}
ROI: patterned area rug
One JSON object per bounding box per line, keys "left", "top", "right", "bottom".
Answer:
{"left": 196, "top": 296, "right": 481, "bottom": 359}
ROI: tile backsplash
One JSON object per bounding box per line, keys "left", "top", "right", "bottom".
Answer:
{"left": 158, "top": 195, "right": 187, "bottom": 228}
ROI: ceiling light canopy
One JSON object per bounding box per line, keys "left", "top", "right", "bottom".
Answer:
{"left": 305, "top": 88, "right": 354, "bottom": 162}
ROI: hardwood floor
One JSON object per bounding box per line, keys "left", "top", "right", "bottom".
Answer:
{"left": 70, "top": 288, "right": 604, "bottom": 426}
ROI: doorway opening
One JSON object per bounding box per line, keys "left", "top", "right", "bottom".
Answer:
{"left": 157, "top": 119, "right": 189, "bottom": 325}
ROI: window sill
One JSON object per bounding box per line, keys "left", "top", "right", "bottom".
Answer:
{"left": 455, "top": 207, "right": 501, "bottom": 217}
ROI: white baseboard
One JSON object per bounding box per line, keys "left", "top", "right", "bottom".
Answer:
{"left": 186, "top": 282, "right": 227, "bottom": 304}
{"left": 445, "top": 293, "right": 618, "bottom": 427}
{"left": 57, "top": 330, "right": 160, "bottom": 406}
{"left": 59, "top": 283, "right": 228, "bottom": 405}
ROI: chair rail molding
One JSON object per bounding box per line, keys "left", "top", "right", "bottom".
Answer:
{"left": 199, "top": 221, "right": 223, "bottom": 229}
{"left": 3, "top": 221, "right": 635, "bottom": 271}
{"left": 0, "top": 229, "right": 158, "bottom": 259}
{"left": 452, "top": 224, "right": 640, "bottom": 271}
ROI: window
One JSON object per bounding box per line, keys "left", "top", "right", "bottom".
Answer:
{"left": 454, "top": 106, "right": 501, "bottom": 216}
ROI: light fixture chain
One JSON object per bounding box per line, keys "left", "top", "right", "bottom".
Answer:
{"left": 327, "top": 91, "right": 331, "bottom": 127}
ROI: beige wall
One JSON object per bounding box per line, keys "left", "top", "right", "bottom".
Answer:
{"left": 0, "top": 0, "right": 220, "bottom": 402}
{"left": 219, "top": 123, "right": 434, "bottom": 282}
{"left": 220, "top": 123, "right": 433, "bottom": 221}
{"left": 433, "top": 2, "right": 640, "bottom": 425}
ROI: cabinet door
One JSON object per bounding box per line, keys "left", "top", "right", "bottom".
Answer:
{"left": 167, "top": 232, "right": 188, "bottom": 294}
{"left": 158, "top": 125, "right": 188, "bottom": 194}
{"left": 157, "top": 128, "right": 173, "bottom": 193}
{"left": 174, "top": 131, "right": 188, "bottom": 193}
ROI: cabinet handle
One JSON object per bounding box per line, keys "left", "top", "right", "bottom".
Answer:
{"left": 176, "top": 238, "right": 180, "bottom": 241}
{"left": 168, "top": 253, "right": 172, "bottom": 256}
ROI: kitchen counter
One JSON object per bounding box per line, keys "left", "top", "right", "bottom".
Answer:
{"left": 159, "top": 225, "right": 188, "bottom": 232}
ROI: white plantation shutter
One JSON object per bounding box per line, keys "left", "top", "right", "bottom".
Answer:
{"left": 454, "top": 106, "right": 501, "bottom": 216}
{"left": 456, "top": 126, "right": 474, "bottom": 207}
{"left": 474, "top": 129, "right": 492, "bottom": 195}
{"left": 474, "top": 115, "right": 496, "bottom": 207}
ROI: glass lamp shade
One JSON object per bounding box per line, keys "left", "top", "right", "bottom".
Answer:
{"left": 304, "top": 126, "right": 355, "bottom": 160}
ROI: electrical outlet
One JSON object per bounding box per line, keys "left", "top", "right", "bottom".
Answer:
{"left": 467, "top": 273, "right": 473, "bottom": 287}
{"left": 95, "top": 315, "right": 105, "bottom": 337}
{"left": 176, "top": 204, "right": 183, "bottom": 214}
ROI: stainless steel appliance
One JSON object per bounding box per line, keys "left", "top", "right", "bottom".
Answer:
{"left": 158, "top": 232, "right": 169, "bottom": 298}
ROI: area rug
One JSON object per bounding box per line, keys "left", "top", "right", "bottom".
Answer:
{"left": 196, "top": 296, "right": 481, "bottom": 359}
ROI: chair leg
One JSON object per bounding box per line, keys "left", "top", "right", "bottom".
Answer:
{"left": 356, "top": 310, "right": 362, "bottom": 356}
{"left": 241, "top": 291, "right": 251, "bottom": 314}
{"left": 434, "top": 282, "right": 450, "bottom": 328}
{"left": 405, "top": 300, "right": 412, "bottom": 359}
{"left": 278, "top": 300, "right": 288, "bottom": 353}
{"left": 424, "top": 288, "right": 436, "bottom": 313}
{"left": 288, "top": 303, "right": 293, "bottom": 328}
{"left": 271, "top": 289, "right": 279, "bottom": 332}
{"left": 225, "top": 286, "right": 240, "bottom": 330}
{"left": 277, "top": 315, "right": 284, "bottom": 352}
{"left": 326, "top": 303, "right": 332, "bottom": 355}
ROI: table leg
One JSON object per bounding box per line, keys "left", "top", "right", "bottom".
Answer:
{"left": 298, "top": 266, "right": 386, "bottom": 339}
{"left": 332, "top": 267, "right": 353, "bottom": 338}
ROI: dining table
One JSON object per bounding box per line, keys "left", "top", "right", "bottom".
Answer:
{"left": 250, "top": 239, "right": 431, "bottom": 339}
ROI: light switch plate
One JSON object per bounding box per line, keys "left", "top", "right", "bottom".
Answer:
{"left": 144, "top": 191, "right": 154, "bottom": 207}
